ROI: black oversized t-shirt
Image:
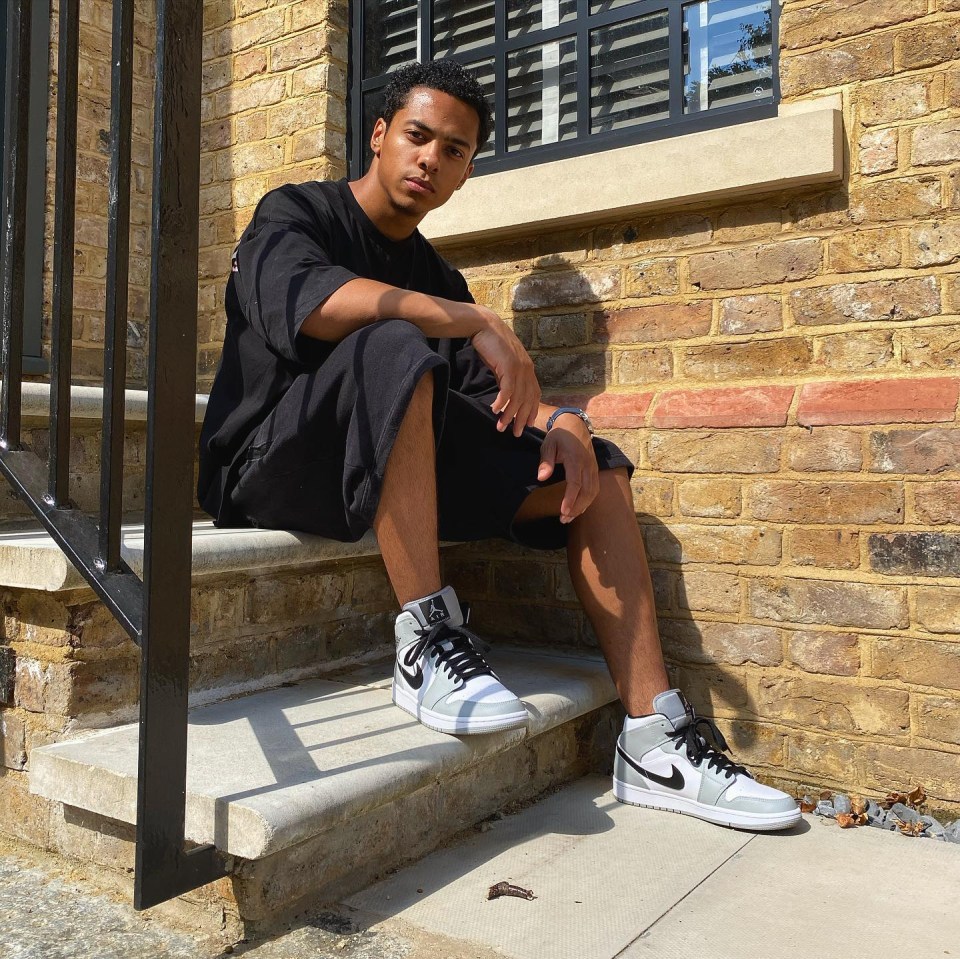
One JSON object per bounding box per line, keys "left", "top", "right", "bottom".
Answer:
{"left": 198, "top": 178, "right": 498, "bottom": 525}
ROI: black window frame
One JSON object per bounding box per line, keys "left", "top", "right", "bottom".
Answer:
{"left": 348, "top": 0, "right": 780, "bottom": 179}
{"left": 1, "top": 0, "right": 50, "bottom": 374}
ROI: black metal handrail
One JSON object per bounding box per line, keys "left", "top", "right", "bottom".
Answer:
{"left": 0, "top": 0, "right": 226, "bottom": 909}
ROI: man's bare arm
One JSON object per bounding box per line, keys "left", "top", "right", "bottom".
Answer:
{"left": 301, "top": 276, "right": 542, "bottom": 437}
{"left": 300, "top": 277, "right": 496, "bottom": 342}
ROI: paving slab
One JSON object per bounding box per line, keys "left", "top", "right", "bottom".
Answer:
{"left": 346, "top": 777, "right": 753, "bottom": 959}
{"left": 30, "top": 648, "right": 616, "bottom": 859}
{"left": 346, "top": 776, "right": 960, "bottom": 959}
{"left": 621, "top": 814, "right": 960, "bottom": 959}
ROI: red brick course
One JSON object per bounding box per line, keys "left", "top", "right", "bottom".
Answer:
{"left": 651, "top": 386, "right": 795, "bottom": 429}
{"left": 797, "top": 377, "right": 959, "bottom": 426}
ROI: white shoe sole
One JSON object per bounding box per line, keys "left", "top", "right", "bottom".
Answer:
{"left": 613, "top": 778, "right": 801, "bottom": 832}
{"left": 393, "top": 681, "right": 528, "bottom": 735}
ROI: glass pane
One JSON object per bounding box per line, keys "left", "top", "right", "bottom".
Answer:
{"left": 364, "top": 0, "right": 418, "bottom": 78}
{"left": 360, "top": 89, "right": 386, "bottom": 174}
{"left": 507, "top": 0, "right": 577, "bottom": 39}
{"left": 590, "top": 12, "right": 669, "bottom": 135}
{"left": 683, "top": 0, "right": 773, "bottom": 114}
{"left": 462, "top": 58, "right": 497, "bottom": 160}
{"left": 590, "top": 0, "right": 638, "bottom": 13}
{"left": 506, "top": 38, "right": 577, "bottom": 152}
{"left": 434, "top": 0, "right": 496, "bottom": 58}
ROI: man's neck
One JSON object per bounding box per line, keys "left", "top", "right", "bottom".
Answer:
{"left": 348, "top": 172, "right": 422, "bottom": 242}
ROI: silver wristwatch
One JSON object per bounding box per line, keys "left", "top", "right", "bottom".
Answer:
{"left": 545, "top": 406, "right": 594, "bottom": 434}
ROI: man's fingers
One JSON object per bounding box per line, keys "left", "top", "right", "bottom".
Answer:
{"left": 538, "top": 438, "right": 557, "bottom": 481}
{"left": 560, "top": 474, "right": 582, "bottom": 524}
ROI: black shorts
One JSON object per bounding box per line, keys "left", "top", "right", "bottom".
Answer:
{"left": 230, "top": 320, "right": 634, "bottom": 550}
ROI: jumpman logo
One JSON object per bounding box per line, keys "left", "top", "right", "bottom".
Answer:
{"left": 420, "top": 596, "right": 449, "bottom": 624}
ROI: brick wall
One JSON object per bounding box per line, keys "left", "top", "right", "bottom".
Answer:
{"left": 196, "top": 0, "right": 349, "bottom": 384}
{"left": 22, "top": 0, "right": 960, "bottom": 814}
{"left": 437, "top": 0, "right": 960, "bottom": 814}
{"left": 45, "top": 0, "right": 156, "bottom": 382}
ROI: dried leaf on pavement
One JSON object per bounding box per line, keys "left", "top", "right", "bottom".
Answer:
{"left": 799, "top": 798, "right": 816, "bottom": 814}
{"left": 892, "top": 818, "right": 929, "bottom": 837}
{"left": 850, "top": 795, "right": 868, "bottom": 816}
{"left": 488, "top": 882, "right": 536, "bottom": 901}
{"left": 907, "top": 785, "right": 926, "bottom": 809}
{"left": 835, "top": 812, "right": 868, "bottom": 828}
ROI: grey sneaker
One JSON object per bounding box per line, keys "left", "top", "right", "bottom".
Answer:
{"left": 392, "top": 586, "right": 528, "bottom": 735}
{"left": 614, "top": 689, "right": 800, "bottom": 831}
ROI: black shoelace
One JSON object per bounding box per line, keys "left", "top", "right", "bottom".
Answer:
{"left": 670, "top": 709, "right": 752, "bottom": 781}
{"left": 404, "top": 621, "right": 497, "bottom": 684}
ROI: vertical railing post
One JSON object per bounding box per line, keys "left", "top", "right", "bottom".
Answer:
{"left": 98, "top": 0, "right": 135, "bottom": 567}
{"left": 0, "top": 0, "right": 32, "bottom": 452}
{"left": 135, "top": 0, "right": 223, "bottom": 909}
{"left": 49, "top": 0, "right": 80, "bottom": 504}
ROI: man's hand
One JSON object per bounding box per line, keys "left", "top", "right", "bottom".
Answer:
{"left": 537, "top": 416, "right": 599, "bottom": 524}
{"left": 469, "top": 308, "right": 542, "bottom": 437}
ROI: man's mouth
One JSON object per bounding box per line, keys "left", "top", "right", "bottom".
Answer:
{"left": 405, "top": 177, "right": 435, "bottom": 194}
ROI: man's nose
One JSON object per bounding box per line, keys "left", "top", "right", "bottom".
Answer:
{"left": 418, "top": 143, "right": 440, "bottom": 171}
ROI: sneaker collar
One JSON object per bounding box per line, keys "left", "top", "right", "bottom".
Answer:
{"left": 651, "top": 689, "right": 692, "bottom": 733}
{"left": 402, "top": 585, "right": 465, "bottom": 629}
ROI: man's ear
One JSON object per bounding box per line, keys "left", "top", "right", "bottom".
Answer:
{"left": 370, "top": 117, "right": 387, "bottom": 156}
{"left": 456, "top": 162, "right": 475, "bottom": 190}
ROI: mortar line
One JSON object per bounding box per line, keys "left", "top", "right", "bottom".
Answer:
{"left": 609, "top": 833, "right": 757, "bottom": 959}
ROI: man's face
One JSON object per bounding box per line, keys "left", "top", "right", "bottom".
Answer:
{"left": 370, "top": 86, "right": 478, "bottom": 217}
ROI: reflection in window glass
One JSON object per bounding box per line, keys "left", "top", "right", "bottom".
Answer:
{"left": 364, "top": 0, "right": 417, "bottom": 78}
{"left": 506, "top": 38, "right": 577, "bottom": 152}
{"left": 360, "top": 89, "right": 385, "bottom": 174}
{"left": 590, "top": 12, "right": 670, "bottom": 135}
{"left": 683, "top": 0, "right": 773, "bottom": 114}
{"left": 590, "top": 0, "right": 637, "bottom": 13}
{"left": 462, "top": 58, "right": 497, "bottom": 160}
{"left": 507, "top": 0, "right": 577, "bottom": 39}
{"left": 434, "top": 0, "right": 496, "bottom": 58}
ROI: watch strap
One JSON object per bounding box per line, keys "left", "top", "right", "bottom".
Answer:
{"left": 546, "top": 406, "right": 594, "bottom": 434}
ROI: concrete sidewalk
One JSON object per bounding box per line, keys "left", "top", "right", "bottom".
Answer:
{"left": 2, "top": 775, "right": 957, "bottom": 959}
{"left": 344, "top": 776, "right": 960, "bottom": 959}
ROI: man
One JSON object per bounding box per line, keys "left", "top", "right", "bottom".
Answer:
{"left": 198, "top": 59, "right": 800, "bottom": 832}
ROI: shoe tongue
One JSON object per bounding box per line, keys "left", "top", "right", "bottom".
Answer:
{"left": 652, "top": 689, "right": 691, "bottom": 732}
{"left": 402, "top": 585, "right": 464, "bottom": 629}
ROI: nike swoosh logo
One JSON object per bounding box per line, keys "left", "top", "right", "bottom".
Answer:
{"left": 617, "top": 745, "right": 685, "bottom": 790}
{"left": 398, "top": 662, "right": 424, "bottom": 690}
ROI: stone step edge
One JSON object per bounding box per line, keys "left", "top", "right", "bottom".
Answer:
{"left": 8, "top": 381, "right": 208, "bottom": 424}
{"left": 0, "top": 522, "right": 460, "bottom": 592}
{"left": 28, "top": 648, "right": 618, "bottom": 861}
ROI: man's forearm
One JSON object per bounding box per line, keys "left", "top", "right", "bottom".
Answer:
{"left": 299, "top": 277, "right": 493, "bottom": 342}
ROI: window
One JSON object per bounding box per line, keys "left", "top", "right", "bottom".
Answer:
{"left": 349, "top": 0, "right": 777, "bottom": 178}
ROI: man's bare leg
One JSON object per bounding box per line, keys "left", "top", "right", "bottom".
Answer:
{"left": 514, "top": 467, "right": 669, "bottom": 716}
{"left": 372, "top": 371, "right": 442, "bottom": 606}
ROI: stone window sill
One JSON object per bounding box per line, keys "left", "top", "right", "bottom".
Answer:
{"left": 419, "top": 98, "right": 844, "bottom": 248}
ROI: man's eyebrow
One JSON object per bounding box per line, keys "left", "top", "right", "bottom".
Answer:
{"left": 406, "top": 119, "right": 474, "bottom": 151}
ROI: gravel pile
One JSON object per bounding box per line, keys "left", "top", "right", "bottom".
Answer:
{"left": 805, "top": 787, "right": 960, "bottom": 842}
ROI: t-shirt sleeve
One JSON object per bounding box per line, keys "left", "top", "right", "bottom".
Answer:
{"left": 233, "top": 186, "right": 358, "bottom": 363}
{"left": 447, "top": 273, "right": 501, "bottom": 402}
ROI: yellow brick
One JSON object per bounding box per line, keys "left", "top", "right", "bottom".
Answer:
{"left": 677, "top": 479, "right": 741, "bottom": 518}
{"left": 759, "top": 675, "right": 909, "bottom": 737}
{"left": 828, "top": 228, "right": 901, "bottom": 272}
{"left": 786, "top": 528, "right": 860, "bottom": 570}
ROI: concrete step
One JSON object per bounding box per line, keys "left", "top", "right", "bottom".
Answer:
{"left": 28, "top": 646, "right": 620, "bottom": 924}
{"left": 0, "top": 520, "right": 384, "bottom": 591}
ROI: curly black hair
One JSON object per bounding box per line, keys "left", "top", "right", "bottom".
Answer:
{"left": 380, "top": 59, "right": 493, "bottom": 159}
